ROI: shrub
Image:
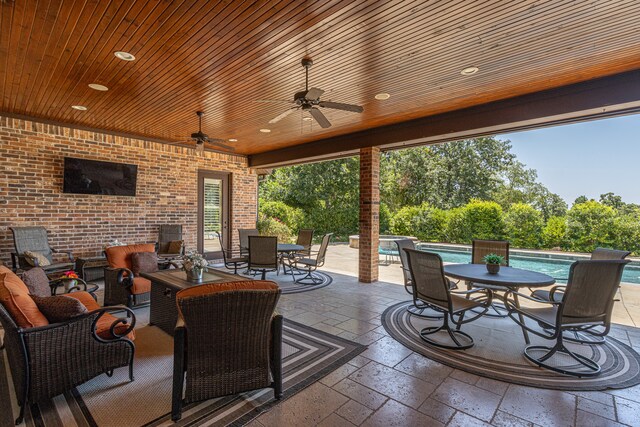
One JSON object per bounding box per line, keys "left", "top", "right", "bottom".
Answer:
{"left": 256, "top": 213, "right": 294, "bottom": 243}
{"left": 446, "top": 200, "right": 505, "bottom": 243}
{"left": 542, "top": 216, "right": 568, "bottom": 249}
{"left": 259, "top": 200, "right": 304, "bottom": 232}
{"left": 380, "top": 202, "right": 392, "bottom": 234}
{"left": 504, "top": 203, "right": 543, "bottom": 248}
{"left": 566, "top": 201, "right": 617, "bottom": 252}
{"left": 390, "top": 203, "right": 448, "bottom": 242}
{"left": 615, "top": 214, "right": 640, "bottom": 256}
{"left": 390, "top": 205, "right": 422, "bottom": 237}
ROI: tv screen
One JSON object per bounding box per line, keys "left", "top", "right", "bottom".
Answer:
{"left": 63, "top": 157, "right": 138, "bottom": 196}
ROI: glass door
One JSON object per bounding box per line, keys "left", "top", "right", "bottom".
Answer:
{"left": 197, "top": 171, "right": 229, "bottom": 260}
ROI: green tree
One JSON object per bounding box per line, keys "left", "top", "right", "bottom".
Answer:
{"left": 573, "top": 195, "right": 589, "bottom": 205}
{"left": 504, "top": 203, "right": 543, "bottom": 248}
{"left": 542, "top": 216, "right": 568, "bottom": 249}
{"left": 390, "top": 203, "right": 448, "bottom": 242}
{"left": 259, "top": 200, "right": 304, "bottom": 232}
{"left": 566, "top": 201, "right": 618, "bottom": 252}
{"left": 446, "top": 200, "right": 505, "bottom": 243}
{"left": 599, "top": 192, "right": 624, "bottom": 210}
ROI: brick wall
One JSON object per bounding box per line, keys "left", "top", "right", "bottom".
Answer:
{"left": 0, "top": 116, "right": 257, "bottom": 266}
{"left": 358, "top": 146, "right": 380, "bottom": 283}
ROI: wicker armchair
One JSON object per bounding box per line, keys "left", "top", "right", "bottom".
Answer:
{"left": 171, "top": 281, "right": 283, "bottom": 421}
{"left": 286, "top": 233, "right": 332, "bottom": 284}
{"left": 21, "top": 266, "right": 99, "bottom": 299}
{"left": 104, "top": 244, "right": 156, "bottom": 308}
{"left": 470, "top": 239, "right": 510, "bottom": 317}
{"left": 247, "top": 236, "right": 278, "bottom": 280}
{"left": 404, "top": 249, "right": 492, "bottom": 350}
{"left": 10, "top": 226, "right": 75, "bottom": 274}
{"left": 238, "top": 228, "right": 259, "bottom": 256}
{"left": 504, "top": 259, "right": 630, "bottom": 377}
{"left": 217, "top": 232, "right": 248, "bottom": 274}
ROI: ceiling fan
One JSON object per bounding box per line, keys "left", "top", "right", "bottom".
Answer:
{"left": 261, "top": 58, "right": 364, "bottom": 129}
{"left": 167, "top": 111, "right": 235, "bottom": 153}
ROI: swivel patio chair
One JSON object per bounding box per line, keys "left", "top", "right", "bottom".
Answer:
{"left": 239, "top": 228, "right": 260, "bottom": 256}
{"left": 470, "top": 239, "right": 510, "bottom": 317}
{"left": 247, "top": 236, "right": 278, "bottom": 280}
{"left": 295, "top": 228, "right": 314, "bottom": 256}
{"left": 404, "top": 249, "right": 492, "bottom": 350}
{"left": 21, "top": 266, "right": 99, "bottom": 300}
{"left": 157, "top": 224, "right": 184, "bottom": 260}
{"left": 10, "top": 226, "right": 75, "bottom": 275}
{"left": 530, "top": 247, "right": 631, "bottom": 344}
{"left": 287, "top": 233, "right": 332, "bottom": 285}
{"left": 504, "top": 259, "right": 630, "bottom": 377}
{"left": 0, "top": 265, "right": 136, "bottom": 424}
{"left": 216, "top": 231, "right": 248, "bottom": 274}
{"left": 171, "top": 280, "right": 282, "bottom": 421}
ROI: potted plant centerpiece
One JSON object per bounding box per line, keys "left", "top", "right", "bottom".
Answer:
{"left": 60, "top": 270, "right": 79, "bottom": 291}
{"left": 482, "top": 253, "right": 505, "bottom": 274}
{"left": 182, "top": 251, "right": 208, "bottom": 282}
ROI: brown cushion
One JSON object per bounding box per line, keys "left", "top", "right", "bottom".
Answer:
{"left": 131, "top": 252, "right": 158, "bottom": 276}
{"left": 105, "top": 244, "right": 156, "bottom": 270}
{"left": 0, "top": 271, "right": 49, "bottom": 328}
{"left": 24, "top": 251, "right": 51, "bottom": 267}
{"left": 21, "top": 267, "right": 52, "bottom": 297}
{"left": 166, "top": 240, "right": 184, "bottom": 254}
{"left": 31, "top": 295, "right": 88, "bottom": 323}
{"left": 132, "top": 277, "right": 152, "bottom": 295}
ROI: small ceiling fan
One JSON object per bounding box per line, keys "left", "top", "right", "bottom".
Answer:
{"left": 260, "top": 58, "right": 364, "bottom": 129}
{"left": 167, "top": 111, "right": 235, "bottom": 153}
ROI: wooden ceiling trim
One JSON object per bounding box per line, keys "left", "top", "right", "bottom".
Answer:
{"left": 98, "top": 0, "right": 350, "bottom": 127}
{"left": 248, "top": 69, "right": 640, "bottom": 167}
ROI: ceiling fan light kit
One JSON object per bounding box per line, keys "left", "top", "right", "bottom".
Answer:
{"left": 266, "top": 58, "right": 364, "bottom": 129}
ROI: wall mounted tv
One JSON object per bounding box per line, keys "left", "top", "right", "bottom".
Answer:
{"left": 63, "top": 157, "right": 138, "bottom": 196}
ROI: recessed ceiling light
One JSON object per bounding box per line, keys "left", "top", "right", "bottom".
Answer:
{"left": 114, "top": 51, "right": 136, "bottom": 61}
{"left": 461, "top": 66, "right": 479, "bottom": 76}
{"left": 375, "top": 93, "right": 391, "bottom": 100}
{"left": 71, "top": 105, "right": 87, "bottom": 111}
{"left": 88, "top": 83, "right": 108, "bottom": 91}
{"left": 229, "top": 138, "right": 238, "bottom": 142}
{"left": 302, "top": 117, "right": 313, "bottom": 121}
{"left": 259, "top": 129, "right": 271, "bottom": 133}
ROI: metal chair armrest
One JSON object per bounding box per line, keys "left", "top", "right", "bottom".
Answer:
{"left": 89, "top": 306, "right": 137, "bottom": 341}
{"left": 548, "top": 285, "right": 566, "bottom": 301}
{"left": 504, "top": 289, "right": 562, "bottom": 305}
{"left": 51, "top": 248, "right": 75, "bottom": 262}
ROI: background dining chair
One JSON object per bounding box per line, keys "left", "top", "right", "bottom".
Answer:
{"left": 171, "top": 280, "right": 282, "bottom": 421}
{"left": 470, "top": 239, "right": 510, "bottom": 317}
{"left": 238, "top": 228, "right": 260, "bottom": 256}
{"left": 404, "top": 249, "right": 492, "bottom": 350}
{"left": 504, "top": 259, "right": 630, "bottom": 377}
{"left": 248, "top": 236, "right": 278, "bottom": 280}
{"left": 216, "top": 232, "right": 247, "bottom": 274}
{"left": 295, "top": 228, "right": 314, "bottom": 256}
{"left": 287, "top": 233, "right": 332, "bottom": 284}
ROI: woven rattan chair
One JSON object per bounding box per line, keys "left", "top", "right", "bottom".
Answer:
{"left": 504, "top": 259, "right": 630, "bottom": 377}
{"left": 0, "top": 298, "right": 136, "bottom": 424}
{"left": 248, "top": 236, "right": 278, "bottom": 280}
{"left": 286, "top": 233, "right": 332, "bottom": 285}
{"left": 239, "top": 228, "right": 260, "bottom": 256}
{"left": 171, "top": 281, "right": 283, "bottom": 421}
{"left": 10, "top": 226, "right": 75, "bottom": 274}
{"left": 530, "top": 247, "right": 631, "bottom": 344}
{"left": 404, "top": 249, "right": 492, "bottom": 350}
{"left": 157, "top": 224, "right": 184, "bottom": 258}
{"left": 469, "top": 239, "right": 510, "bottom": 317}
{"left": 21, "top": 266, "right": 99, "bottom": 299}
{"left": 216, "top": 232, "right": 248, "bottom": 274}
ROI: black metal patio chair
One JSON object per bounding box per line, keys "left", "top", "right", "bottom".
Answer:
{"left": 504, "top": 259, "right": 630, "bottom": 377}
{"left": 247, "top": 236, "right": 278, "bottom": 280}
{"left": 404, "top": 248, "right": 492, "bottom": 350}
{"left": 286, "top": 233, "right": 332, "bottom": 285}
{"left": 216, "top": 232, "right": 248, "bottom": 274}
{"left": 10, "top": 226, "right": 75, "bottom": 274}
{"left": 469, "top": 239, "right": 510, "bottom": 317}
{"left": 239, "top": 228, "right": 259, "bottom": 256}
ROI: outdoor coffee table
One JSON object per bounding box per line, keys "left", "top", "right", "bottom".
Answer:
{"left": 443, "top": 264, "right": 555, "bottom": 344}
{"left": 141, "top": 268, "right": 244, "bottom": 336}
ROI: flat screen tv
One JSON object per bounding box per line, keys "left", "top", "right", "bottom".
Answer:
{"left": 63, "top": 157, "right": 138, "bottom": 196}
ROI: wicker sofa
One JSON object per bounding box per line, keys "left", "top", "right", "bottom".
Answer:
{"left": 0, "top": 265, "right": 135, "bottom": 424}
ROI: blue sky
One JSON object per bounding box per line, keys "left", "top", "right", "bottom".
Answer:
{"left": 498, "top": 114, "right": 640, "bottom": 205}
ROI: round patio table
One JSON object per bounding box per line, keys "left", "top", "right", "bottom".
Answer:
{"left": 277, "top": 244, "right": 305, "bottom": 274}
{"left": 443, "top": 264, "right": 555, "bottom": 344}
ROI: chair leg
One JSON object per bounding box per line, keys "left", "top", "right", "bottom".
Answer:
{"left": 172, "top": 329, "right": 186, "bottom": 421}
{"left": 261, "top": 270, "right": 266, "bottom": 280}
{"left": 523, "top": 334, "right": 601, "bottom": 377}
{"left": 419, "top": 314, "right": 474, "bottom": 350}
{"left": 271, "top": 315, "right": 283, "bottom": 399}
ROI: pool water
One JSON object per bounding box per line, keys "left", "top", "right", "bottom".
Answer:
{"left": 415, "top": 247, "right": 640, "bottom": 285}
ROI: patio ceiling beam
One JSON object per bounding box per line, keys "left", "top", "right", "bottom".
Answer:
{"left": 248, "top": 69, "right": 640, "bottom": 168}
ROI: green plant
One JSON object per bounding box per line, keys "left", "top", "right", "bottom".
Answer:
{"left": 256, "top": 213, "right": 294, "bottom": 243}
{"left": 445, "top": 200, "right": 505, "bottom": 243}
{"left": 482, "top": 253, "right": 505, "bottom": 265}
{"left": 542, "top": 216, "right": 568, "bottom": 249}
{"left": 504, "top": 203, "right": 543, "bottom": 248}
{"left": 259, "top": 200, "right": 304, "bottom": 232}
{"left": 566, "top": 201, "right": 617, "bottom": 252}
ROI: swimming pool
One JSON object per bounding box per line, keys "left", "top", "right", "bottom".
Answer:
{"left": 415, "top": 245, "right": 640, "bottom": 285}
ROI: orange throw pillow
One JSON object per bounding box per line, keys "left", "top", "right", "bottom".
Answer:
{"left": 0, "top": 272, "right": 49, "bottom": 328}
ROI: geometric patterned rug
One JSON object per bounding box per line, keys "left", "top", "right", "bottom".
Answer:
{"left": 213, "top": 265, "right": 334, "bottom": 295}
{"left": 1, "top": 320, "right": 365, "bottom": 426}
{"left": 382, "top": 301, "right": 640, "bottom": 391}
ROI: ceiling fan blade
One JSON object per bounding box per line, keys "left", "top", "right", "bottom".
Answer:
{"left": 254, "top": 99, "right": 293, "bottom": 104}
{"left": 269, "top": 107, "right": 298, "bottom": 124}
{"left": 309, "top": 107, "right": 331, "bottom": 128}
{"left": 318, "top": 101, "right": 364, "bottom": 113}
{"left": 305, "top": 87, "right": 324, "bottom": 100}
{"left": 164, "top": 140, "right": 192, "bottom": 146}
{"left": 206, "top": 139, "right": 236, "bottom": 151}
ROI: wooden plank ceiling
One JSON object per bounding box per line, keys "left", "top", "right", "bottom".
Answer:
{"left": 1, "top": 0, "right": 640, "bottom": 157}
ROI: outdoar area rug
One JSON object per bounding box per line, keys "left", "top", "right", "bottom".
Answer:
{"left": 0, "top": 320, "right": 365, "bottom": 426}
